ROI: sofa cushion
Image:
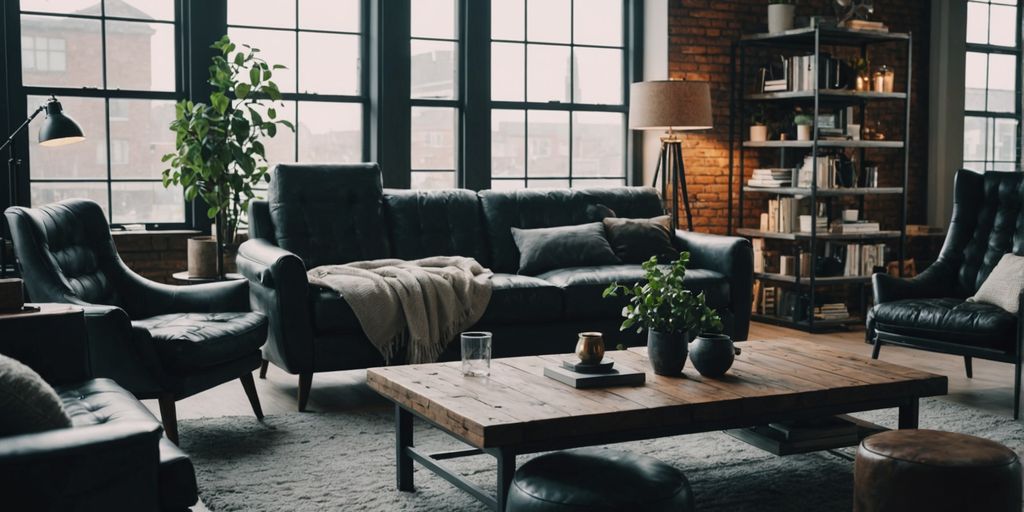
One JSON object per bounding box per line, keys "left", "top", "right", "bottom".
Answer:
{"left": 970, "top": 252, "right": 1024, "bottom": 314}
{"left": 872, "top": 297, "right": 1016, "bottom": 352}
{"left": 134, "top": 312, "right": 268, "bottom": 372}
{"left": 539, "top": 265, "right": 730, "bottom": 320}
{"left": 0, "top": 353, "right": 71, "bottom": 437}
{"left": 511, "top": 222, "right": 620, "bottom": 276}
{"left": 268, "top": 163, "right": 391, "bottom": 268}
{"left": 603, "top": 215, "right": 679, "bottom": 264}
{"left": 477, "top": 274, "right": 564, "bottom": 324}
{"left": 384, "top": 189, "right": 489, "bottom": 264}
{"left": 311, "top": 286, "right": 363, "bottom": 334}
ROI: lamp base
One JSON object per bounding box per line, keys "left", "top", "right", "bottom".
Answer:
{"left": 651, "top": 137, "right": 692, "bottom": 231}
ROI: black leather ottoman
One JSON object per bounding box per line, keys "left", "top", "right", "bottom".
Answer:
{"left": 854, "top": 429, "right": 1021, "bottom": 512}
{"left": 506, "top": 447, "right": 693, "bottom": 512}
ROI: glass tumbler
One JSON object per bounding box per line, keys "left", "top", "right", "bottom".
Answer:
{"left": 461, "top": 331, "right": 492, "bottom": 377}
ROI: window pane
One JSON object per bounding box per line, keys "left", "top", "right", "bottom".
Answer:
{"left": 527, "top": 44, "right": 570, "bottom": 103}
{"left": 967, "top": 2, "right": 990, "bottom": 45}
{"left": 107, "top": 0, "right": 175, "bottom": 21}
{"left": 411, "top": 0, "right": 457, "bottom": 39}
{"left": 491, "top": 179, "right": 525, "bottom": 190}
{"left": 109, "top": 99, "right": 176, "bottom": 179}
{"left": 988, "top": 53, "right": 1016, "bottom": 112}
{"left": 526, "top": 0, "right": 570, "bottom": 43}
{"left": 411, "top": 171, "right": 456, "bottom": 189}
{"left": 491, "top": 43, "right": 525, "bottom": 101}
{"left": 31, "top": 182, "right": 108, "bottom": 211}
{"left": 993, "top": 117, "right": 1018, "bottom": 162}
{"left": 229, "top": 28, "right": 297, "bottom": 93}
{"left": 411, "top": 107, "right": 457, "bottom": 170}
{"left": 990, "top": 5, "right": 1017, "bottom": 47}
{"left": 246, "top": 100, "right": 296, "bottom": 165}
{"left": 112, "top": 182, "right": 184, "bottom": 224}
{"left": 965, "top": 52, "right": 988, "bottom": 111}
{"left": 227, "top": 0, "right": 296, "bottom": 29}
{"left": 572, "top": 112, "right": 623, "bottom": 177}
{"left": 106, "top": 21, "right": 176, "bottom": 92}
{"left": 492, "top": 109, "right": 525, "bottom": 177}
{"left": 573, "top": 0, "right": 622, "bottom": 46}
{"left": 297, "top": 101, "right": 362, "bottom": 163}
{"left": 412, "top": 40, "right": 457, "bottom": 100}
{"left": 529, "top": 179, "right": 570, "bottom": 189}
{"left": 28, "top": 95, "right": 106, "bottom": 179}
{"left": 299, "top": 0, "right": 360, "bottom": 32}
{"left": 573, "top": 179, "right": 627, "bottom": 188}
{"left": 298, "top": 32, "right": 359, "bottom": 95}
{"left": 527, "top": 110, "right": 569, "bottom": 178}
{"left": 574, "top": 48, "right": 623, "bottom": 104}
{"left": 21, "top": 15, "right": 101, "bottom": 88}
{"left": 20, "top": 0, "right": 94, "bottom": 14}
{"left": 963, "top": 116, "right": 988, "bottom": 162}
{"left": 492, "top": 0, "right": 524, "bottom": 40}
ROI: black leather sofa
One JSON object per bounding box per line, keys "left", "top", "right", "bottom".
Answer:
{"left": 0, "top": 318, "right": 197, "bottom": 511}
{"left": 868, "top": 168, "right": 1024, "bottom": 418}
{"left": 238, "top": 164, "right": 753, "bottom": 410}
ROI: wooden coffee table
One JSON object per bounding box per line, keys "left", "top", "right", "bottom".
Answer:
{"left": 367, "top": 339, "right": 947, "bottom": 511}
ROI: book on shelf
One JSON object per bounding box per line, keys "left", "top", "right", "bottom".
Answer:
{"left": 764, "top": 197, "right": 803, "bottom": 233}
{"left": 831, "top": 221, "right": 881, "bottom": 234}
{"left": 844, "top": 19, "right": 889, "bottom": 32}
{"left": 748, "top": 168, "right": 793, "bottom": 188}
{"left": 752, "top": 238, "right": 765, "bottom": 273}
{"left": 842, "top": 243, "right": 887, "bottom": 276}
{"left": 814, "top": 303, "right": 850, "bottom": 321}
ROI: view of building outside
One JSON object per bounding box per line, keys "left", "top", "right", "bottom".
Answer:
{"left": 410, "top": 0, "right": 459, "bottom": 189}
{"left": 963, "top": 0, "right": 1021, "bottom": 172}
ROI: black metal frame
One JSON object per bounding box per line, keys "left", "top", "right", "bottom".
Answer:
{"left": 651, "top": 136, "right": 692, "bottom": 230}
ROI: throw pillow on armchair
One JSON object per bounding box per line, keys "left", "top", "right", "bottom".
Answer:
{"left": 0, "top": 354, "right": 72, "bottom": 437}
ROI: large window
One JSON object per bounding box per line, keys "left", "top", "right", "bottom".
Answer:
{"left": 964, "top": 0, "right": 1022, "bottom": 172}
{"left": 410, "top": 0, "right": 460, "bottom": 189}
{"left": 20, "top": 0, "right": 183, "bottom": 225}
{"left": 489, "top": 0, "right": 627, "bottom": 189}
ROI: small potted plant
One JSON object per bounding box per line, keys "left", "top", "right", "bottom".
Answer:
{"left": 851, "top": 57, "right": 871, "bottom": 92}
{"left": 603, "top": 254, "right": 723, "bottom": 376}
{"left": 750, "top": 104, "right": 769, "bottom": 142}
{"left": 768, "top": 0, "right": 796, "bottom": 34}
{"left": 794, "top": 112, "right": 814, "bottom": 141}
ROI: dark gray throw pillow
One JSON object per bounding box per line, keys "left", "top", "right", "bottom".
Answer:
{"left": 603, "top": 215, "right": 680, "bottom": 264}
{"left": 0, "top": 353, "right": 72, "bottom": 437}
{"left": 511, "top": 222, "right": 621, "bottom": 276}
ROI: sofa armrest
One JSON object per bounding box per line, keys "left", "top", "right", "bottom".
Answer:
{"left": 871, "top": 259, "right": 954, "bottom": 304}
{"left": 82, "top": 305, "right": 167, "bottom": 397}
{"left": 236, "top": 238, "right": 315, "bottom": 374}
{"left": 118, "top": 266, "right": 251, "bottom": 316}
{"left": 674, "top": 230, "right": 753, "bottom": 341}
{"left": 0, "top": 421, "right": 162, "bottom": 511}
{"left": 0, "top": 306, "right": 90, "bottom": 386}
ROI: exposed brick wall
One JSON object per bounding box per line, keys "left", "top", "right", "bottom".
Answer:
{"left": 668, "top": 0, "right": 931, "bottom": 234}
{"left": 113, "top": 231, "right": 195, "bottom": 284}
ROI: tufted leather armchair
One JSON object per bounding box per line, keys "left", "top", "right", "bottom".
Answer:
{"left": 868, "top": 169, "right": 1024, "bottom": 418}
{"left": 5, "top": 199, "right": 268, "bottom": 443}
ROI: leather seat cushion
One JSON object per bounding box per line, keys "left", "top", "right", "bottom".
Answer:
{"left": 538, "top": 265, "right": 729, "bottom": 320}
{"left": 872, "top": 298, "right": 1016, "bottom": 351}
{"left": 478, "top": 274, "right": 564, "bottom": 324}
{"left": 507, "top": 447, "right": 693, "bottom": 512}
{"left": 311, "top": 286, "right": 363, "bottom": 334}
{"left": 134, "top": 313, "right": 268, "bottom": 372}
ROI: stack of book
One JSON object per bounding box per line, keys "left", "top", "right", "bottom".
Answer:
{"left": 760, "top": 197, "right": 802, "bottom": 233}
{"left": 763, "top": 77, "right": 788, "bottom": 92}
{"left": 814, "top": 303, "right": 850, "bottom": 321}
{"left": 789, "top": 54, "right": 816, "bottom": 92}
{"left": 843, "top": 243, "right": 886, "bottom": 276}
{"left": 748, "top": 168, "right": 792, "bottom": 188}
{"left": 752, "top": 238, "right": 765, "bottom": 273}
{"left": 799, "top": 216, "right": 829, "bottom": 233}
{"left": 831, "top": 220, "right": 880, "bottom": 234}
{"left": 844, "top": 19, "right": 889, "bottom": 32}
{"left": 796, "top": 154, "right": 836, "bottom": 188}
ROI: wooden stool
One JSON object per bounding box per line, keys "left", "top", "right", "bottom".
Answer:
{"left": 854, "top": 429, "right": 1021, "bottom": 511}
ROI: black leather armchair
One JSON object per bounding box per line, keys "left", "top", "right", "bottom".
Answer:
{"left": 868, "top": 169, "right": 1024, "bottom": 418}
{"left": 5, "top": 199, "right": 268, "bottom": 442}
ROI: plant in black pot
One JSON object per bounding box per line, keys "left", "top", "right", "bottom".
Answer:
{"left": 603, "top": 253, "right": 722, "bottom": 376}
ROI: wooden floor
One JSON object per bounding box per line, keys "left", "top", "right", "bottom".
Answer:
{"left": 144, "top": 321, "right": 1018, "bottom": 420}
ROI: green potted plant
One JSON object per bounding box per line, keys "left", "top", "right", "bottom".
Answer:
{"left": 603, "top": 253, "right": 723, "bottom": 375}
{"left": 162, "top": 35, "right": 294, "bottom": 278}
{"left": 794, "top": 112, "right": 814, "bottom": 141}
{"left": 768, "top": 0, "right": 796, "bottom": 34}
{"left": 750, "top": 104, "right": 769, "bottom": 142}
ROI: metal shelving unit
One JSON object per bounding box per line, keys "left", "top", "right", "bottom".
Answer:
{"left": 728, "top": 26, "right": 912, "bottom": 333}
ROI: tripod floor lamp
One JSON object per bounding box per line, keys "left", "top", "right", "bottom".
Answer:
{"left": 629, "top": 81, "right": 713, "bottom": 231}
{"left": 0, "top": 96, "right": 85, "bottom": 276}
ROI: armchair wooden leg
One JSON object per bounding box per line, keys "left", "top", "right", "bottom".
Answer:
{"left": 158, "top": 393, "right": 179, "bottom": 445}
{"left": 259, "top": 359, "right": 269, "bottom": 379}
{"left": 964, "top": 356, "right": 973, "bottom": 379}
{"left": 240, "top": 373, "right": 264, "bottom": 419}
{"left": 298, "top": 373, "right": 313, "bottom": 412}
{"left": 871, "top": 338, "right": 882, "bottom": 359}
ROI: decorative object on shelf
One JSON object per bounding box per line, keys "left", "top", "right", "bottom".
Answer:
{"left": 851, "top": 57, "right": 871, "bottom": 91}
{"left": 603, "top": 253, "right": 723, "bottom": 376}
{"left": 0, "top": 278, "right": 24, "bottom": 312}
{"left": 795, "top": 113, "right": 813, "bottom": 141}
{"left": 575, "top": 332, "right": 605, "bottom": 365}
{"left": 163, "top": 35, "right": 295, "bottom": 279}
{"left": 750, "top": 124, "right": 769, "bottom": 142}
{"left": 847, "top": 123, "right": 861, "bottom": 140}
{"left": 768, "top": 0, "right": 796, "bottom": 34}
{"left": 0, "top": 96, "right": 84, "bottom": 278}
{"left": 842, "top": 209, "right": 859, "bottom": 222}
{"left": 629, "top": 81, "right": 713, "bottom": 230}
{"left": 872, "top": 65, "right": 894, "bottom": 92}
{"left": 833, "top": 0, "right": 874, "bottom": 26}
{"left": 689, "top": 333, "right": 741, "bottom": 377}
{"left": 187, "top": 236, "right": 218, "bottom": 279}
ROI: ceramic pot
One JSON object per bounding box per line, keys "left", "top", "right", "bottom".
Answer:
{"left": 575, "top": 332, "right": 605, "bottom": 364}
{"left": 767, "top": 4, "right": 795, "bottom": 34}
{"left": 187, "top": 236, "right": 218, "bottom": 278}
{"left": 647, "top": 329, "right": 693, "bottom": 376}
{"left": 689, "top": 333, "right": 739, "bottom": 377}
{"left": 749, "top": 125, "right": 768, "bottom": 142}
{"left": 796, "top": 124, "right": 812, "bottom": 141}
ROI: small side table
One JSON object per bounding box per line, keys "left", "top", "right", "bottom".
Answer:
{"left": 171, "top": 271, "right": 244, "bottom": 284}
{"left": 0, "top": 303, "right": 88, "bottom": 382}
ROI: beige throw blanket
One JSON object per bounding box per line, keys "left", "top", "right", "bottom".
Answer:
{"left": 307, "top": 256, "right": 493, "bottom": 364}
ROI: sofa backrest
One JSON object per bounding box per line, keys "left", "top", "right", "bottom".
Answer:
{"left": 479, "top": 187, "right": 665, "bottom": 273}
{"left": 383, "top": 189, "right": 489, "bottom": 264}
{"left": 267, "top": 163, "right": 390, "bottom": 268}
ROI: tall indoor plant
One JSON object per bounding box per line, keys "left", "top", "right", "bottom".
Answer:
{"left": 162, "top": 35, "right": 294, "bottom": 278}
{"left": 603, "top": 253, "right": 723, "bottom": 375}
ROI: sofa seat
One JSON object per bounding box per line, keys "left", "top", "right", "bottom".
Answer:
{"left": 134, "top": 312, "right": 268, "bottom": 372}
{"left": 871, "top": 298, "right": 1016, "bottom": 352}
{"left": 56, "top": 378, "right": 199, "bottom": 510}
{"left": 311, "top": 286, "right": 363, "bottom": 334}
{"left": 538, "top": 265, "right": 730, "bottom": 320}
{"left": 478, "top": 274, "right": 564, "bottom": 324}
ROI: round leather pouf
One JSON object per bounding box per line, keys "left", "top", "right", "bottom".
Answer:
{"left": 505, "top": 447, "right": 693, "bottom": 512}
{"left": 854, "top": 429, "right": 1021, "bottom": 512}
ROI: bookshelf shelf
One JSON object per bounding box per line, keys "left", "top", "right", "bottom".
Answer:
{"left": 745, "top": 90, "right": 907, "bottom": 102}
{"left": 743, "top": 140, "right": 904, "bottom": 149}
{"left": 737, "top": 228, "right": 902, "bottom": 241}
{"left": 753, "top": 272, "right": 872, "bottom": 286}
{"left": 744, "top": 187, "right": 903, "bottom": 196}
{"left": 740, "top": 27, "right": 910, "bottom": 46}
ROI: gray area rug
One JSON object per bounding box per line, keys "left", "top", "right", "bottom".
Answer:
{"left": 179, "top": 398, "right": 1024, "bottom": 511}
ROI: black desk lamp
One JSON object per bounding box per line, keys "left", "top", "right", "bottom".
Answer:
{"left": 0, "top": 96, "right": 85, "bottom": 275}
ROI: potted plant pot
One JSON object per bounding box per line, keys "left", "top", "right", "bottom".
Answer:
{"left": 796, "top": 124, "right": 812, "bottom": 141}
{"left": 187, "top": 236, "right": 218, "bottom": 278}
{"left": 689, "top": 333, "right": 740, "bottom": 378}
{"left": 767, "top": 3, "right": 795, "bottom": 34}
{"left": 647, "top": 329, "right": 693, "bottom": 376}
{"left": 749, "top": 125, "right": 768, "bottom": 142}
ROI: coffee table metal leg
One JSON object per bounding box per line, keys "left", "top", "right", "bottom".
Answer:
{"left": 898, "top": 398, "right": 919, "bottom": 429}
{"left": 397, "top": 405, "right": 415, "bottom": 492}
{"left": 495, "top": 448, "right": 516, "bottom": 511}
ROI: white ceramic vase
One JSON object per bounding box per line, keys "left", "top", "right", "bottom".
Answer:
{"left": 749, "top": 125, "right": 768, "bottom": 142}
{"left": 767, "top": 4, "right": 795, "bottom": 34}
